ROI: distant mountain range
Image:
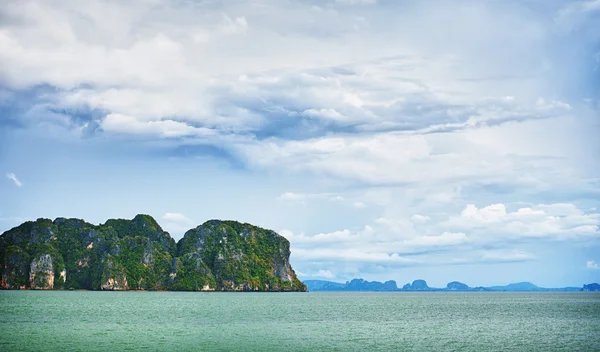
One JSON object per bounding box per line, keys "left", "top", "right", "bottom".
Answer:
{"left": 304, "top": 278, "right": 599, "bottom": 292}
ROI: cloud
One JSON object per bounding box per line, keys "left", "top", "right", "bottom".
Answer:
{"left": 0, "top": 0, "right": 596, "bottom": 200}
{"left": 281, "top": 228, "right": 362, "bottom": 246}
{"left": 283, "top": 222, "right": 471, "bottom": 269}
{"left": 411, "top": 214, "right": 430, "bottom": 223}
{"left": 281, "top": 200, "right": 598, "bottom": 277}
{"left": 278, "top": 192, "right": 344, "bottom": 202}
{"left": 405, "top": 232, "right": 469, "bottom": 247}
{"left": 101, "top": 114, "right": 216, "bottom": 138}
{"left": 0, "top": 0, "right": 588, "bottom": 139}
{"left": 6, "top": 173, "right": 22, "bottom": 187}
{"left": 160, "top": 212, "right": 195, "bottom": 240}
{"left": 295, "top": 269, "right": 337, "bottom": 280}
{"left": 587, "top": 260, "right": 600, "bottom": 270}
{"left": 480, "top": 250, "right": 536, "bottom": 263}
{"left": 555, "top": 0, "right": 600, "bottom": 29}
{"left": 461, "top": 204, "right": 507, "bottom": 222}
{"left": 300, "top": 108, "right": 347, "bottom": 122}
{"left": 219, "top": 15, "right": 248, "bottom": 36}
{"left": 445, "top": 202, "right": 600, "bottom": 241}
{"left": 353, "top": 201, "right": 366, "bottom": 208}
{"left": 334, "top": 0, "right": 377, "bottom": 5}
{"left": 162, "top": 212, "right": 194, "bottom": 224}
{"left": 232, "top": 114, "right": 592, "bottom": 189}
{"left": 293, "top": 247, "right": 417, "bottom": 265}
{"left": 0, "top": 216, "right": 28, "bottom": 223}
{"left": 314, "top": 270, "right": 336, "bottom": 279}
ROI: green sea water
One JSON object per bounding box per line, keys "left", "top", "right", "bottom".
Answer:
{"left": 0, "top": 291, "right": 599, "bottom": 351}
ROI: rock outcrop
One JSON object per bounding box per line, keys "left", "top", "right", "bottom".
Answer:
{"left": 344, "top": 278, "right": 398, "bottom": 291}
{"left": 29, "top": 254, "right": 55, "bottom": 289}
{"left": 304, "top": 278, "right": 398, "bottom": 292}
{"left": 403, "top": 279, "right": 430, "bottom": 291}
{"left": 446, "top": 281, "right": 469, "bottom": 291}
{"left": 581, "top": 283, "right": 600, "bottom": 291}
{"left": 489, "top": 282, "right": 539, "bottom": 291}
{"left": 0, "top": 215, "right": 306, "bottom": 292}
{"left": 174, "top": 220, "right": 305, "bottom": 291}
{"left": 305, "top": 278, "right": 588, "bottom": 292}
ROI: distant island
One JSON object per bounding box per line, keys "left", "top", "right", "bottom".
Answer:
{"left": 0, "top": 215, "right": 306, "bottom": 292}
{"left": 305, "top": 278, "right": 599, "bottom": 292}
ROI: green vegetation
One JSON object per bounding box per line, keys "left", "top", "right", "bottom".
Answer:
{"left": 0, "top": 215, "right": 306, "bottom": 292}
{"left": 175, "top": 220, "right": 305, "bottom": 291}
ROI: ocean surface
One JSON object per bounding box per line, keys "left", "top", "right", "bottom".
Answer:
{"left": 1, "top": 291, "right": 599, "bottom": 351}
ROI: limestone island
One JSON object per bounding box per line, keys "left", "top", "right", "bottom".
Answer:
{"left": 0, "top": 215, "right": 306, "bottom": 292}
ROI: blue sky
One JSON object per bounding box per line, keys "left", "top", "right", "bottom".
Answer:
{"left": 1, "top": 0, "right": 599, "bottom": 287}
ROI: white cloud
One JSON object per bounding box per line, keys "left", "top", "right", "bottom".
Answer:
{"left": 160, "top": 213, "right": 195, "bottom": 240}
{"left": 219, "top": 15, "right": 248, "bottom": 35}
{"left": 0, "top": 216, "right": 28, "bottom": 223}
{"left": 282, "top": 228, "right": 361, "bottom": 245}
{"left": 6, "top": 173, "right": 22, "bottom": 187}
{"left": 461, "top": 204, "right": 507, "bottom": 222}
{"left": 232, "top": 113, "right": 592, "bottom": 189}
{"left": 411, "top": 214, "right": 431, "bottom": 223}
{"left": 335, "top": 0, "right": 377, "bottom": 5}
{"left": 101, "top": 113, "right": 216, "bottom": 138}
{"left": 374, "top": 217, "right": 416, "bottom": 237}
{"left": 446, "top": 203, "right": 600, "bottom": 241}
{"left": 282, "top": 218, "right": 473, "bottom": 270}
{"left": 301, "top": 108, "right": 346, "bottom": 121}
{"left": 1, "top": 0, "right": 595, "bottom": 201}
{"left": 282, "top": 199, "right": 599, "bottom": 275}
{"left": 0, "top": 0, "right": 585, "bottom": 138}
{"left": 314, "top": 270, "right": 336, "bottom": 279}
{"left": 293, "top": 247, "right": 417, "bottom": 265}
{"left": 535, "top": 98, "right": 572, "bottom": 111}
{"left": 555, "top": 0, "right": 600, "bottom": 28}
{"left": 162, "top": 212, "right": 194, "bottom": 224}
{"left": 405, "top": 232, "right": 469, "bottom": 247}
{"left": 587, "top": 260, "right": 600, "bottom": 270}
{"left": 480, "top": 250, "right": 536, "bottom": 263}
{"left": 278, "top": 192, "right": 345, "bottom": 202}
{"left": 353, "top": 201, "right": 366, "bottom": 208}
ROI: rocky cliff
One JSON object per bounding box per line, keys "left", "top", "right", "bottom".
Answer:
{"left": 173, "top": 220, "right": 305, "bottom": 291}
{"left": 0, "top": 215, "right": 306, "bottom": 292}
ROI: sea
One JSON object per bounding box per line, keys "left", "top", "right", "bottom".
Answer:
{"left": 0, "top": 291, "right": 598, "bottom": 351}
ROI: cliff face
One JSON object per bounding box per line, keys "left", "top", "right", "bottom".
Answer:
{"left": 174, "top": 220, "right": 305, "bottom": 291}
{"left": 1, "top": 218, "right": 63, "bottom": 290}
{"left": 29, "top": 254, "right": 55, "bottom": 289}
{"left": 0, "top": 215, "right": 305, "bottom": 292}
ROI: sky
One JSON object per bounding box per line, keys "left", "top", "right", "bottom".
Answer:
{"left": 1, "top": 0, "right": 599, "bottom": 288}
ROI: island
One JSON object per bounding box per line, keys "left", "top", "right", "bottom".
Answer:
{"left": 581, "top": 283, "right": 600, "bottom": 291}
{"left": 305, "top": 279, "right": 592, "bottom": 292}
{"left": 0, "top": 215, "right": 306, "bottom": 292}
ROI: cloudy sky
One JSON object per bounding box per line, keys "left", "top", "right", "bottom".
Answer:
{"left": 1, "top": 0, "right": 599, "bottom": 287}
